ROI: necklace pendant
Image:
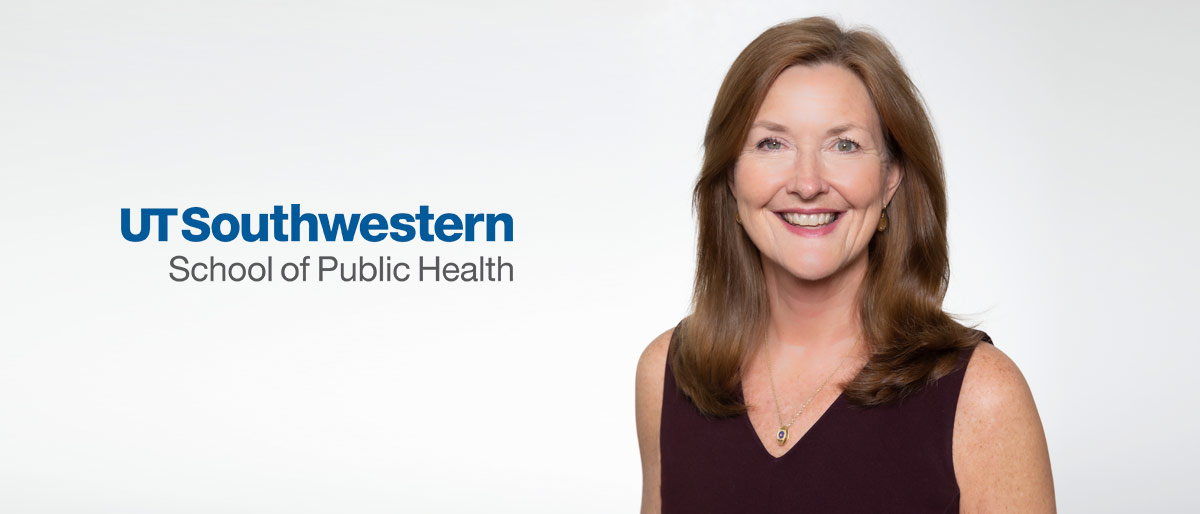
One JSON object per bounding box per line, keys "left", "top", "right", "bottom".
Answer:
{"left": 776, "top": 426, "right": 788, "bottom": 446}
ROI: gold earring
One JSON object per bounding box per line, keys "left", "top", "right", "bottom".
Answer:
{"left": 877, "top": 205, "right": 888, "bottom": 232}
{"left": 735, "top": 211, "right": 742, "bottom": 224}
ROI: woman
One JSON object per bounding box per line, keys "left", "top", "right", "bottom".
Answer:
{"left": 635, "top": 17, "right": 1055, "bottom": 513}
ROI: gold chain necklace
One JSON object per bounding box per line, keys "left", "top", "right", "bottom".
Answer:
{"left": 762, "top": 336, "right": 860, "bottom": 446}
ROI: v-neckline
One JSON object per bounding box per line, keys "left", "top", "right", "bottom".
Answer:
{"left": 739, "top": 386, "right": 848, "bottom": 461}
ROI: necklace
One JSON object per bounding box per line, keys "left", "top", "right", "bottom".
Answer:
{"left": 762, "top": 336, "right": 860, "bottom": 446}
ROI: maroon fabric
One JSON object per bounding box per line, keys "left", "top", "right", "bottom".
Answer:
{"left": 660, "top": 329, "right": 993, "bottom": 513}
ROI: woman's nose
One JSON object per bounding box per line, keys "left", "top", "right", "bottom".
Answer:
{"left": 787, "top": 152, "right": 828, "bottom": 200}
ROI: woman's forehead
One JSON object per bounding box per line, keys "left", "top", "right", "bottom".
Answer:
{"left": 754, "top": 64, "right": 881, "bottom": 135}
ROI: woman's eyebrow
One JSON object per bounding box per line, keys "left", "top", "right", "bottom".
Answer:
{"left": 751, "top": 120, "right": 868, "bottom": 136}
{"left": 750, "top": 120, "right": 790, "bottom": 132}
{"left": 826, "top": 123, "right": 867, "bottom": 136}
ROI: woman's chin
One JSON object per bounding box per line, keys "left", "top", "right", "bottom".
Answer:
{"left": 764, "top": 259, "right": 838, "bottom": 283}
{"left": 763, "top": 253, "right": 865, "bottom": 284}
{"left": 784, "top": 267, "right": 837, "bottom": 283}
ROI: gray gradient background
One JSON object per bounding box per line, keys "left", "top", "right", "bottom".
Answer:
{"left": 2, "top": 1, "right": 1197, "bottom": 512}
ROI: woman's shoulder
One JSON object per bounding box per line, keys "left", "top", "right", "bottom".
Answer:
{"left": 643, "top": 325, "right": 675, "bottom": 359}
{"left": 635, "top": 325, "right": 675, "bottom": 401}
{"left": 957, "top": 337, "right": 1030, "bottom": 417}
{"left": 634, "top": 324, "right": 677, "bottom": 514}
{"left": 635, "top": 324, "right": 677, "bottom": 432}
{"left": 953, "top": 335, "right": 1056, "bottom": 510}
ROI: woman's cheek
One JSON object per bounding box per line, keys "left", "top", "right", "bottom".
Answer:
{"left": 733, "top": 166, "right": 769, "bottom": 203}
{"left": 829, "top": 170, "right": 883, "bottom": 205}
{"left": 737, "top": 160, "right": 790, "bottom": 201}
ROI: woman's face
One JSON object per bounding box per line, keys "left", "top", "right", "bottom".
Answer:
{"left": 731, "top": 63, "right": 902, "bottom": 283}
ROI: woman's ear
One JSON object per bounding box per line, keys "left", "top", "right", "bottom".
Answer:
{"left": 884, "top": 160, "right": 904, "bottom": 205}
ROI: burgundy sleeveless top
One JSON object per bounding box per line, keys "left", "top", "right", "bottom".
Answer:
{"left": 660, "top": 329, "right": 993, "bottom": 513}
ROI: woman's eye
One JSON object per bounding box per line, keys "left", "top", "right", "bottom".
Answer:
{"left": 757, "top": 138, "right": 784, "bottom": 151}
{"left": 835, "top": 139, "right": 860, "bottom": 152}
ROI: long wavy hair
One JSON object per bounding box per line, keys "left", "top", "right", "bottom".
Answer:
{"left": 670, "top": 16, "right": 984, "bottom": 417}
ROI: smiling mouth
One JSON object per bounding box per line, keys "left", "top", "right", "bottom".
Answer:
{"left": 779, "top": 211, "right": 839, "bottom": 228}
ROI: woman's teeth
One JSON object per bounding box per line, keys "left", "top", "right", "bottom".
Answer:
{"left": 781, "top": 212, "right": 838, "bottom": 227}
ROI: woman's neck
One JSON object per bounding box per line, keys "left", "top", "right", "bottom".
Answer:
{"left": 759, "top": 252, "right": 868, "bottom": 356}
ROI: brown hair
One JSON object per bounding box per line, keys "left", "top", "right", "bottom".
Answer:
{"left": 670, "top": 16, "right": 984, "bottom": 417}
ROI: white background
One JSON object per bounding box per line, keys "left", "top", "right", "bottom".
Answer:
{"left": 2, "top": 1, "right": 1197, "bottom": 512}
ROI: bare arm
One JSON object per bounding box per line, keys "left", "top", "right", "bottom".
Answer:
{"left": 635, "top": 327, "right": 672, "bottom": 514}
{"left": 953, "top": 342, "right": 1056, "bottom": 513}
